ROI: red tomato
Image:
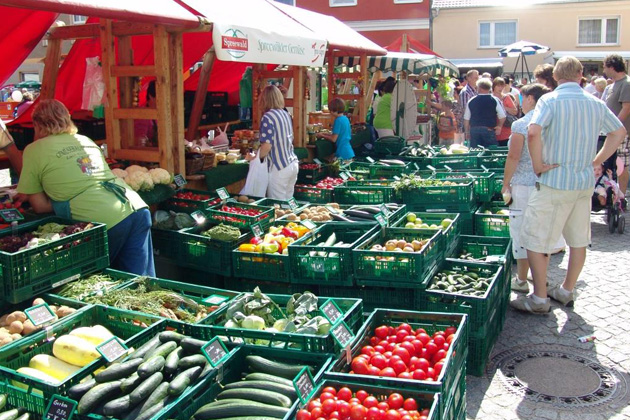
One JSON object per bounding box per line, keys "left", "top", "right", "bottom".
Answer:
{"left": 321, "top": 399, "right": 337, "bottom": 415}
{"left": 411, "top": 339, "right": 424, "bottom": 355}
{"left": 378, "top": 340, "right": 390, "bottom": 349}
{"left": 377, "top": 402, "right": 390, "bottom": 411}
{"left": 391, "top": 360, "right": 407, "bottom": 375}
{"left": 420, "top": 348, "right": 429, "bottom": 360}
{"left": 361, "top": 346, "right": 376, "bottom": 357}
{"left": 415, "top": 327, "right": 427, "bottom": 335}
{"left": 402, "top": 335, "right": 415, "bottom": 343}
{"left": 320, "top": 392, "right": 335, "bottom": 402}
{"left": 403, "top": 398, "right": 418, "bottom": 411}
{"left": 329, "top": 411, "right": 339, "bottom": 419}
{"left": 417, "top": 333, "right": 431, "bottom": 345}
{"left": 413, "top": 368, "right": 428, "bottom": 380}
{"left": 338, "top": 401, "right": 351, "bottom": 418}
{"left": 367, "top": 406, "right": 381, "bottom": 420}
{"left": 350, "top": 404, "right": 368, "bottom": 420}
{"left": 386, "top": 342, "right": 396, "bottom": 352}
{"left": 392, "top": 347, "right": 411, "bottom": 365}
{"left": 371, "top": 354, "right": 388, "bottom": 369}
{"left": 374, "top": 345, "right": 386, "bottom": 354}
{"left": 385, "top": 409, "right": 402, "bottom": 420}
{"left": 374, "top": 325, "right": 389, "bottom": 339}
{"left": 310, "top": 407, "right": 323, "bottom": 418}
{"left": 356, "top": 390, "right": 369, "bottom": 402}
{"left": 296, "top": 409, "right": 311, "bottom": 420}
{"left": 323, "top": 387, "right": 337, "bottom": 397}
{"left": 446, "top": 334, "right": 455, "bottom": 345}
{"left": 397, "top": 323, "right": 412, "bottom": 333}
{"left": 396, "top": 330, "right": 409, "bottom": 343}
{"left": 399, "top": 342, "right": 416, "bottom": 358}
{"left": 401, "top": 415, "right": 413, "bottom": 420}
{"left": 427, "top": 367, "right": 436, "bottom": 380}
{"left": 307, "top": 400, "right": 322, "bottom": 411}
{"left": 425, "top": 342, "right": 438, "bottom": 357}
{"left": 398, "top": 371, "right": 413, "bottom": 379}
{"left": 387, "top": 393, "right": 404, "bottom": 409}
{"left": 349, "top": 398, "right": 361, "bottom": 406}
{"left": 434, "top": 349, "right": 447, "bottom": 362}
{"left": 351, "top": 357, "right": 369, "bottom": 375}
{"left": 363, "top": 396, "right": 379, "bottom": 408}
{"left": 416, "top": 358, "right": 430, "bottom": 372}
{"left": 383, "top": 351, "right": 393, "bottom": 359}
{"left": 368, "top": 365, "right": 382, "bottom": 376}
{"left": 421, "top": 408, "right": 430, "bottom": 416}
{"left": 337, "top": 387, "right": 352, "bottom": 402}
{"left": 380, "top": 367, "right": 397, "bottom": 377}
{"left": 369, "top": 336, "right": 380, "bottom": 347}
{"left": 433, "top": 335, "right": 446, "bottom": 347}
{"left": 445, "top": 326, "right": 457, "bottom": 336}
{"left": 434, "top": 361, "right": 445, "bottom": 376}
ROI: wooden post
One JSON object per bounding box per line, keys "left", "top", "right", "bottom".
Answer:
{"left": 170, "top": 32, "right": 185, "bottom": 175}
{"left": 358, "top": 54, "right": 368, "bottom": 122}
{"left": 401, "top": 34, "right": 408, "bottom": 52}
{"left": 40, "top": 38, "right": 62, "bottom": 100}
{"left": 185, "top": 47, "right": 216, "bottom": 141}
{"left": 252, "top": 63, "right": 265, "bottom": 131}
{"left": 292, "top": 66, "right": 305, "bottom": 147}
{"left": 153, "top": 25, "right": 174, "bottom": 173}
{"left": 326, "top": 49, "right": 335, "bottom": 108}
{"left": 118, "top": 36, "right": 135, "bottom": 149}
{"left": 99, "top": 20, "right": 121, "bottom": 160}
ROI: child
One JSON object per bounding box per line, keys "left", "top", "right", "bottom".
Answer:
{"left": 594, "top": 164, "right": 612, "bottom": 206}
{"left": 437, "top": 99, "right": 456, "bottom": 147}
{"left": 320, "top": 98, "right": 354, "bottom": 161}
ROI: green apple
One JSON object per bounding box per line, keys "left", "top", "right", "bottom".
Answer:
{"left": 440, "top": 218, "right": 453, "bottom": 229}
{"left": 429, "top": 224, "right": 439, "bottom": 229}
{"left": 405, "top": 222, "right": 416, "bottom": 229}
{"left": 419, "top": 223, "right": 430, "bottom": 229}
{"left": 496, "top": 209, "right": 510, "bottom": 216}
{"left": 406, "top": 213, "right": 417, "bottom": 222}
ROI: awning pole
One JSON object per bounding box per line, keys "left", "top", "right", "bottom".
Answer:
{"left": 185, "top": 46, "right": 216, "bottom": 141}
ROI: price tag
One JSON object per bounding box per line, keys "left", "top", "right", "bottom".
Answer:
{"left": 202, "top": 337, "right": 230, "bottom": 367}
{"left": 366, "top": 156, "right": 375, "bottom": 163}
{"left": 331, "top": 320, "right": 354, "bottom": 348}
{"left": 25, "top": 303, "right": 56, "bottom": 327}
{"left": 325, "top": 205, "right": 339, "bottom": 214}
{"left": 0, "top": 208, "right": 24, "bottom": 222}
{"left": 393, "top": 175, "right": 401, "bottom": 181}
{"left": 288, "top": 198, "right": 298, "bottom": 212}
{"left": 293, "top": 366, "right": 315, "bottom": 404}
{"left": 313, "top": 158, "right": 323, "bottom": 165}
{"left": 250, "top": 222, "right": 264, "bottom": 238}
{"left": 203, "top": 294, "right": 229, "bottom": 306}
{"left": 280, "top": 203, "right": 292, "bottom": 210}
{"left": 379, "top": 204, "right": 391, "bottom": 217}
{"left": 191, "top": 210, "right": 206, "bottom": 224}
{"left": 374, "top": 213, "right": 388, "bottom": 228}
{"left": 485, "top": 255, "right": 505, "bottom": 263}
{"left": 413, "top": 163, "right": 419, "bottom": 171}
{"left": 216, "top": 187, "right": 230, "bottom": 200}
{"left": 300, "top": 219, "right": 316, "bottom": 230}
{"left": 339, "top": 172, "right": 349, "bottom": 181}
{"left": 173, "top": 174, "right": 187, "bottom": 188}
{"left": 426, "top": 165, "right": 436, "bottom": 172}
{"left": 320, "top": 299, "right": 344, "bottom": 324}
{"left": 96, "top": 337, "right": 128, "bottom": 363}
{"left": 45, "top": 394, "right": 77, "bottom": 420}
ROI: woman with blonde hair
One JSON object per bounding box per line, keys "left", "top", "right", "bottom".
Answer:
{"left": 254, "top": 85, "right": 298, "bottom": 199}
{"left": 17, "top": 99, "right": 155, "bottom": 276}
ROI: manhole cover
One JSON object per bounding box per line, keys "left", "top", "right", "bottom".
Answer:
{"left": 490, "top": 345, "right": 629, "bottom": 410}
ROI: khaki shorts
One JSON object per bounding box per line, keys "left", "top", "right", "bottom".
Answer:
{"left": 520, "top": 184, "right": 591, "bottom": 253}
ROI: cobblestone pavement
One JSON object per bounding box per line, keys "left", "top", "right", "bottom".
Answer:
{"left": 466, "top": 212, "right": 630, "bottom": 419}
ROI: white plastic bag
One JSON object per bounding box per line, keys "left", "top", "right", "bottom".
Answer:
{"left": 211, "top": 123, "right": 230, "bottom": 146}
{"left": 240, "top": 154, "right": 269, "bottom": 197}
{"left": 82, "top": 57, "right": 105, "bottom": 111}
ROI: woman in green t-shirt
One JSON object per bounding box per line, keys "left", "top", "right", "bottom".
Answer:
{"left": 17, "top": 99, "right": 155, "bottom": 276}
{"left": 373, "top": 77, "right": 397, "bottom": 138}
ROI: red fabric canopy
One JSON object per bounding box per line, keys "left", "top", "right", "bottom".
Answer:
{"left": 386, "top": 34, "right": 441, "bottom": 57}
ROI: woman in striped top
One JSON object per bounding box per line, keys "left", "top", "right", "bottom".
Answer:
{"left": 258, "top": 85, "right": 299, "bottom": 199}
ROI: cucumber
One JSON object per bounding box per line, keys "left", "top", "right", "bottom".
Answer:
{"left": 102, "top": 394, "right": 134, "bottom": 417}
{"left": 180, "top": 337, "right": 207, "bottom": 354}
{"left": 224, "top": 380, "right": 296, "bottom": 399}
{"left": 0, "top": 394, "right": 6, "bottom": 411}
{"left": 193, "top": 402, "right": 289, "bottom": 419}
{"left": 144, "top": 341, "right": 177, "bottom": 361}
{"left": 199, "top": 362, "right": 213, "bottom": 379}
{"left": 177, "top": 354, "right": 207, "bottom": 370}
{"left": 138, "top": 381, "right": 170, "bottom": 414}
{"left": 159, "top": 331, "right": 186, "bottom": 344}
{"left": 168, "top": 366, "right": 202, "bottom": 396}
{"left": 138, "top": 355, "right": 166, "bottom": 379}
{"left": 78, "top": 380, "right": 122, "bottom": 415}
{"left": 164, "top": 346, "right": 184, "bottom": 376}
{"left": 128, "top": 336, "right": 160, "bottom": 360}
{"left": 245, "top": 355, "right": 310, "bottom": 379}
{"left": 14, "top": 414, "right": 29, "bottom": 420}
{"left": 0, "top": 408, "right": 22, "bottom": 420}
{"left": 135, "top": 397, "right": 172, "bottom": 420}
{"left": 244, "top": 373, "right": 294, "bottom": 387}
{"left": 129, "top": 372, "right": 163, "bottom": 405}
{"left": 67, "top": 377, "right": 96, "bottom": 401}
{"left": 216, "top": 388, "right": 292, "bottom": 408}
{"left": 343, "top": 209, "right": 374, "bottom": 220}
{"left": 120, "top": 373, "right": 143, "bottom": 394}
{"left": 96, "top": 358, "right": 143, "bottom": 383}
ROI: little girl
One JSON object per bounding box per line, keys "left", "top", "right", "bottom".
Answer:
{"left": 320, "top": 98, "right": 354, "bottom": 161}
{"left": 437, "top": 99, "right": 456, "bottom": 147}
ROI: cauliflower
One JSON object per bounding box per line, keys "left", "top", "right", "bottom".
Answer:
{"left": 111, "top": 168, "right": 128, "bottom": 179}
{"left": 124, "top": 171, "right": 154, "bottom": 191}
{"left": 149, "top": 168, "right": 173, "bottom": 185}
{"left": 125, "top": 165, "right": 149, "bottom": 174}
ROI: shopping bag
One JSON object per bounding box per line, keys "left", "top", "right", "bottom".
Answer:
{"left": 82, "top": 57, "right": 105, "bottom": 111}
{"left": 240, "top": 153, "right": 269, "bottom": 197}
{"left": 211, "top": 123, "right": 230, "bottom": 146}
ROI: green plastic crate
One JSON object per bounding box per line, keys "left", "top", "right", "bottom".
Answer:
{"left": 0, "top": 305, "right": 159, "bottom": 416}
{"left": 447, "top": 235, "right": 514, "bottom": 284}
{"left": 429, "top": 153, "right": 479, "bottom": 170}
{"left": 374, "top": 136, "right": 406, "bottom": 155}
{"left": 0, "top": 217, "right": 109, "bottom": 304}
{"left": 466, "top": 305, "right": 502, "bottom": 377}
{"left": 345, "top": 179, "right": 395, "bottom": 187}
{"left": 433, "top": 171, "right": 496, "bottom": 203}
{"left": 159, "top": 189, "right": 222, "bottom": 213}
{"left": 400, "top": 180, "right": 475, "bottom": 213}
{"left": 319, "top": 285, "right": 416, "bottom": 312}
{"left": 353, "top": 228, "right": 441, "bottom": 288}
{"left": 288, "top": 224, "right": 375, "bottom": 286}
{"left": 454, "top": 205, "right": 479, "bottom": 235}
{"left": 178, "top": 223, "right": 250, "bottom": 276}
{"left": 333, "top": 185, "right": 395, "bottom": 205}
{"left": 474, "top": 204, "right": 510, "bottom": 237}
{"left": 254, "top": 198, "right": 309, "bottom": 213}
{"left": 478, "top": 153, "right": 508, "bottom": 169}
{"left": 204, "top": 202, "right": 274, "bottom": 229}
{"left": 298, "top": 163, "right": 328, "bottom": 183}
{"left": 325, "top": 309, "right": 468, "bottom": 420}
{"left": 229, "top": 278, "right": 316, "bottom": 295}
{"left": 205, "top": 292, "right": 363, "bottom": 354}
{"left": 294, "top": 184, "right": 335, "bottom": 203}
{"left": 349, "top": 161, "right": 411, "bottom": 179}
{"left": 392, "top": 212, "right": 461, "bottom": 258}
{"left": 151, "top": 227, "right": 182, "bottom": 260}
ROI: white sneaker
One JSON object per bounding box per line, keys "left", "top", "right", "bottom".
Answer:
{"left": 511, "top": 278, "right": 529, "bottom": 293}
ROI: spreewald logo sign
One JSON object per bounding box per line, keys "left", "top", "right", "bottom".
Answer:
{"left": 222, "top": 29, "right": 248, "bottom": 59}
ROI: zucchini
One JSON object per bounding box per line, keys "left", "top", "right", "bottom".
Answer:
{"left": 331, "top": 213, "right": 355, "bottom": 222}
{"left": 224, "top": 380, "right": 296, "bottom": 399}
{"left": 177, "top": 354, "right": 207, "bottom": 370}
{"left": 102, "top": 395, "right": 134, "bottom": 417}
{"left": 128, "top": 336, "right": 160, "bottom": 360}
{"left": 138, "top": 381, "right": 170, "bottom": 414}
{"left": 164, "top": 346, "right": 184, "bottom": 375}
{"left": 343, "top": 209, "right": 373, "bottom": 220}
{"left": 67, "top": 377, "right": 96, "bottom": 401}
{"left": 159, "top": 331, "right": 186, "bottom": 344}
{"left": 0, "top": 394, "right": 6, "bottom": 411}
{"left": 78, "top": 380, "right": 122, "bottom": 415}
{"left": 168, "top": 366, "right": 202, "bottom": 396}
{"left": 144, "top": 341, "right": 177, "bottom": 361}
{"left": 120, "top": 373, "right": 143, "bottom": 394}
{"left": 216, "top": 388, "right": 292, "bottom": 408}
{"left": 138, "top": 355, "right": 166, "bottom": 379}
{"left": 96, "top": 358, "right": 143, "bottom": 383}
{"left": 0, "top": 408, "right": 22, "bottom": 420}
{"left": 193, "top": 402, "right": 289, "bottom": 420}
{"left": 129, "top": 372, "right": 163, "bottom": 405}
{"left": 245, "top": 355, "right": 310, "bottom": 379}
{"left": 180, "top": 337, "right": 207, "bottom": 354}
{"left": 244, "top": 373, "right": 294, "bottom": 387}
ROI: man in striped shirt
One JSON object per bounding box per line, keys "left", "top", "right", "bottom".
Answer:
{"left": 510, "top": 56, "right": 626, "bottom": 314}
{"left": 459, "top": 70, "right": 478, "bottom": 143}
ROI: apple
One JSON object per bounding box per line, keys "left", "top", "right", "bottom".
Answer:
{"left": 440, "top": 218, "right": 453, "bottom": 229}
{"left": 406, "top": 213, "right": 417, "bottom": 223}
{"left": 405, "top": 222, "right": 416, "bottom": 229}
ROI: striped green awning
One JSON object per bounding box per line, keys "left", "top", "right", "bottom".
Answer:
{"left": 336, "top": 52, "right": 459, "bottom": 77}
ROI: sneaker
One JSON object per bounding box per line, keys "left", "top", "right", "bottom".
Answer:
{"left": 548, "top": 286, "right": 575, "bottom": 307}
{"left": 509, "top": 295, "right": 551, "bottom": 314}
{"left": 511, "top": 278, "right": 529, "bottom": 293}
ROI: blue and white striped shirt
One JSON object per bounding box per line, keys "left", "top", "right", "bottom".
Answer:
{"left": 259, "top": 109, "right": 298, "bottom": 171}
{"left": 529, "top": 82, "right": 623, "bottom": 190}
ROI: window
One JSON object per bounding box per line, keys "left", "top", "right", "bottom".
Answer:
{"left": 274, "top": 0, "right": 295, "bottom": 4}
{"left": 479, "top": 20, "right": 517, "bottom": 48}
{"left": 330, "top": 0, "right": 357, "bottom": 7}
{"left": 21, "top": 73, "right": 40, "bottom": 82}
{"left": 72, "top": 15, "right": 87, "bottom": 24}
{"left": 578, "top": 17, "right": 619, "bottom": 45}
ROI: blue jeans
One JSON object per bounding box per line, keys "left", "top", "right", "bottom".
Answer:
{"left": 108, "top": 208, "right": 156, "bottom": 276}
{"left": 470, "top": 126, "right": 497, "bottom": 148}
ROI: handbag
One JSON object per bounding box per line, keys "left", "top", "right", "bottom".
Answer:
{"left": 502, "top": 95, "right": 519, "bottom": 128}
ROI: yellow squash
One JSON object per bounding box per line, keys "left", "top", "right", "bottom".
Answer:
{"left": 29, "top": 354, "right": 82, "bottom": 381}
{"left": 69, "top": 325, "right": 113, "bottom": 346}
{"left": 53, "top": 335, "right": 100, "bottom": 367}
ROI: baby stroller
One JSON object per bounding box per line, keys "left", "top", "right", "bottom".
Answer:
{"left": 593, "top": 140, "right": 626, "bottom": 233}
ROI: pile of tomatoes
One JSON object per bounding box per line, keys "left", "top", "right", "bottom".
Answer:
{"left": 300, "top": 163, "right": 322, "bottom": 170}
{"left": 174, "top": 191, "right": 213, "bottom": 201}
{"left": 220, "top": 205, "right": 264, "bottom": 216}
{"left": 296, "top": 177, "right": 346, "bottom": 192}
{"left": 0, "top": 201, "right": 25, "bottom": 212}
{"left": 296, "top": 386, "right": 430, "bottom": 420}
{"left": 349, "top": 323, "right": 458, "bottom": 382}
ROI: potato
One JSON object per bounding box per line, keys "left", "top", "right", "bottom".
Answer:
{"left": 10, "top": 311, "right": 26, "bottom": 323}
{"left": 0, "top": 314, "right": 8, "bottom": 326}
{"left": 22, "top": 320, "right": 38, "bottom": 336}
{"left": 33, "top": 297, "right": 46, "bottom": 306}
{"left": 0, "top": 336, "right": 12, "bottom": 347}
{"left": 11, "top": 333, "right": 21, "bottom": 341}
{"left": 9, "top": 321, "right": 23, "bottom": 334}
{"left": 48, "top": 305, "right": 58, "bottom": 314}
{"left": 56, "top": 306, "right": 77, "bottom": 318}
{"left": 5, "top": 313, "right": 17, "bottom": 325}
{"left": 0, "top": 330, "right": 9, "bottom": 340}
